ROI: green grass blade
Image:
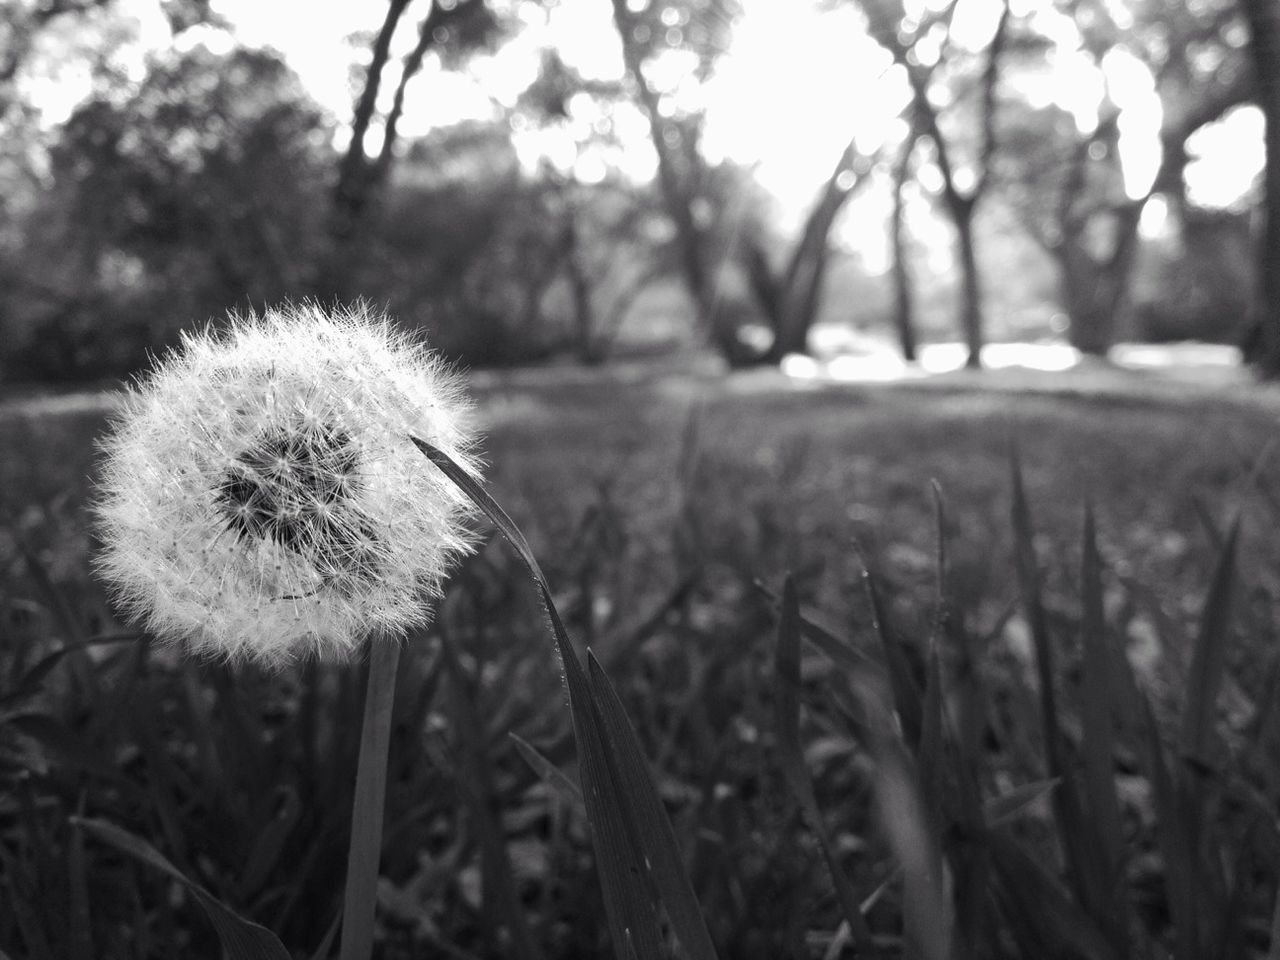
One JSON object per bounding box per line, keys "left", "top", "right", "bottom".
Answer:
{"left": 985, "top": 828, "right": 1121, "bottom": 960}
{"left": 72, "top": 817, "right": 291, "bottom": 960}
{"left": 416, "top": 436, "right": 666, "bottom": 959}
{"left": 587, "top": 651, "right": 719, "bottom": 960}
{"left": 1009, "top": 449, "right": 1104, "bottom": 917}
{"left": 983, "top": 778, "right": 1059, "bottom": 827}
{"left": 1179, "top": 516, "right": 1240, "bottom": 774}
{"left": 339, "top": 638, "right": 401, "bottom": 960}
{"left": 8, "top": 713, "right": 126, "bottom": 783}
{"left": 775, "top": 576, "right": 883, "bottom": 957}
{"left": 551, "top": 601, "right": 665, "bottom": 960}
{"left": 1268, "top": 882, "right": 1280, "bottom": 960}
{"left": 442, "top": 639, "right": 540, "bottom": 960}
{"left": 68, "top": 799, "right": 93, "bottom": 960}
{"left": 855, "top": 549, "right": 923, "bottom": 748}
{"left": 754, "top": 578, "right": 877, "bottom": 674}
{"left": 1078, "top": 504, "right": 1127, "bottom": 944}
{"left": 510, "top": 732, "right": 585, "bottom": 808}
{"left": 1140, "top": 698, "right": 1199, "bottom": 960}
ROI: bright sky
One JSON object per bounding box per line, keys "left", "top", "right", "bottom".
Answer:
{"left": 20, "top": 0, "right": 1266, "bottom": 257}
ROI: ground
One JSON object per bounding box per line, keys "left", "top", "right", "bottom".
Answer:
{"left": 4, "top": 351, "right": 1280, "bottom": 958}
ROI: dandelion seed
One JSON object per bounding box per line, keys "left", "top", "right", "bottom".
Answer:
{"left": 94, "top": 302, "right": 480, "bottom": 667}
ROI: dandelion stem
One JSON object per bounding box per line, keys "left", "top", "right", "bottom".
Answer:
{"left": 339, "top": 637, "right": 401, "bottom": 960}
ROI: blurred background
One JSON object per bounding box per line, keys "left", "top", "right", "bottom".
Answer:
{"left": 0, "top": 0, "right": 1272, "bottom": 386}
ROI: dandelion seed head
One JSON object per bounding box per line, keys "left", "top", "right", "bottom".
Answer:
{"left": 94, "top": 302, "right": 480, "bottom": 667}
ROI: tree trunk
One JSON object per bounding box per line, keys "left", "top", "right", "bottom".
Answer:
{"left": 330, "top": 0, "right": 413, "bottom": 252}
{"left": 1241, "top": 0, "right": 1280, "bottom": 375}
{"left": 891, "top": 131, "right": 919, "bottom": 362}
{"left": 1055, "top": 197, "right": 1143, "bottom": 356}
{"left": 953, "top": 203, "right": 983, "bottom": 368}
{"left": 608, "top": 0, "right": 713, "bottom": 331}
{"left": 759, "top": 138, "right": 870, "bottom": 363}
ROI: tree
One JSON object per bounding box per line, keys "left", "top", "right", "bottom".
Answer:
{"left": 857, "top": 0, "right": 1011, "bottom": 369}
{"left": 999, "top": 0, "right": 1252, "bottom": 355}
{"left": 607, "top": 0, "right": 737, "bottom": 354}
{"left": 745, "top": 136, "right": 878, "bottom": 363}
{"left": 3, "top": 45, "right": 331, "bottom": 378}
{"left": 1240, "top": 0, "right": 1280, "bottom": 375}
{"left": 890, "top": 124, "right": 923, "bottom": 360}
{"left": 325, "top": 0, "right": 505, "bottom": 293}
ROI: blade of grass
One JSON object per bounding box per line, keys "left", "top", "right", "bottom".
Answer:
{"left": 754, "top": 578, "right": 877, "bottom": 673}
{"left": 68, "top": 797, "right": 92, "bottom": 960}
{"left": 985, "top": 827, "right": 1121, "bottom": 960}
{"left": 9, "top": 713, "right": 127, "bottom": 783}
{"left": 1009, "top": 448, "right": 1106, "bottom": 921}
{"left": 441, "top": 635, "right": 540, "bottom": 960}
{"left": 72, "top": 817, "right": 291, "bottom": 960}
{"left": 775, "top": 576, "right": 882, "bottom": 958}
{"left": 855, "top": 545, "right": 923, "bottom": 749}
{"left": 1268, "top": 881, "right": 1280, "bottom": 960}
{"left": 983, "top": 778, "right": 1059, "bottom": 827}
{"left": 1078, "top": 504, "right": 1128, "bottom": 948}
{"left": 338, "top": 637, "right": 401, "bottom": 960}
{"left": 414, "top": 436, "right": 669, "bottom": 960}
{"left": 509, "top": 732, "right": 585, "bottom": 809}
{"left": 1179, "top": 516, "right": 1240, "bottom": 774}
{"left": 587, "top": 651, "right": 719, "bottom": 960}
{"left": 1140, "top": 698, "right": 1200, "bottom": 960}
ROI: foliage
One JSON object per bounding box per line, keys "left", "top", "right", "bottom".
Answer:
{"left": 4, "top": 374, "right": 1280, "bottom": 957}
{"left": 1, "top": 45, "right": 331, "bottom": 380}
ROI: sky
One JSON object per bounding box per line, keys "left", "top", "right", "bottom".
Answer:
{"left": 21, "top": 0, "right": 1267, "bottom": 265}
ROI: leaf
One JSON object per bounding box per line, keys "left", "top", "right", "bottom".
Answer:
{"left": 8, "top": 714, "right": 126, "bottom": 782}
{"left": 1140, "top": 699, "right": 1200, "bottom": 960}
{"left": 983, "top": 778, "right": 1059, "bottom": 827}
{"left": 1179, "top": 517, "right": 1240, "bottom": 774}
{"left": 753, "top": 578, "right": 877, "bottom": 676}
{"left": 72, "top": 817, "right": 291, "bottom": 960}
{"left": 588, "top": 652, "right": 719, "bottom": 960}
{"left": 985, "top": 827, "right": 1121, "bottom": 960}
{"left": 0, "top": 634, "right": 140, "bottom": 714}
{"left": 68, "top": 799, "right": 93, "bottom": 960}
{"left": 510, "top": 732, "right": 585, "bottom": 809}
{"left": 774, "top": 576, "right": 882, "bottom": 957}
{"left": 308, "top": 912, "right": 342, "bottom": 960}
{"left": 855, "top": 547, "right": 923, "bottom": 748}
{"left": 1009, "top": 449, "right": 1105, "bottom": 919}
{"left": 1077, "top": 504, "right": 1128, "bottom": 947}
{"left": 339, "top": 639, "right": 401, "bottom": 960}
{"left": 415, "top": 436, "right": 669, "bottom": 960}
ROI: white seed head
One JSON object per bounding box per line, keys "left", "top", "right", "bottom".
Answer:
{"left": 94, "top": 302, "right": 480, "bottom": 667}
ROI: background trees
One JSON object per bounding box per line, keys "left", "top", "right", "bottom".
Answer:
{"left": 0, "top": 0, "right": 1272, "bottom": 383}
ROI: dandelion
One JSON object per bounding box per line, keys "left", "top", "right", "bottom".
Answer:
{"left": 94, "top": 302, "right": 479, "bottom": 667}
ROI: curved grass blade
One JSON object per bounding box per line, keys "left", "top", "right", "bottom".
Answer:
{"left": 854, "top": 545, "right": 924, "bottom": 748}
{"left": 753, "top": 578, "right": 876, "bottom": 674}
{"left": 72, "top": 817, "right": 290, "bottom": 960}
{"left": 775, "top": 577, "right": 882, "bottom": 957}
{"left": 1010, "top": 449, "right": 1105, "bottom": 919}
{"left": 983, "top": 778, "right": 1060, "bottom": 828}
{"left": 510, "top": 732, "right": 585, "bottom": 809}
{"left": 1078, "top": 504, "right": 1129, "bottom": 949}
{"left": 414, "top": 436, "right": 675, "bottom": 960}
{"left": 587, "top": 651, "right": 719, "bottom": 960}
{"left": 1179, "top": 516, "right": 1240, "bottom": 774}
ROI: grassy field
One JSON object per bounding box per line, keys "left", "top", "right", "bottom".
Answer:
{"left": 3, "top": 363, "right": 1280, "bottom": 958}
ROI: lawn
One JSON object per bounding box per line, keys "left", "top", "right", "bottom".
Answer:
{"left": 3, "top": 361, "right": 1280, "bottom": 958}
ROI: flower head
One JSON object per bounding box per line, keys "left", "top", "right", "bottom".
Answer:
{"left": 94, "top": 302, "right": 479, "bottom": 666}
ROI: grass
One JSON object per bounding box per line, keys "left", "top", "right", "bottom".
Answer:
{"left": 3, "top": 365, "right": 1280, "bottom": 957}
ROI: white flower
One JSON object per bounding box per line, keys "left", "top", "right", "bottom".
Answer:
{"left": 94, "top": 302, "right": 479, "bottom": 667}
